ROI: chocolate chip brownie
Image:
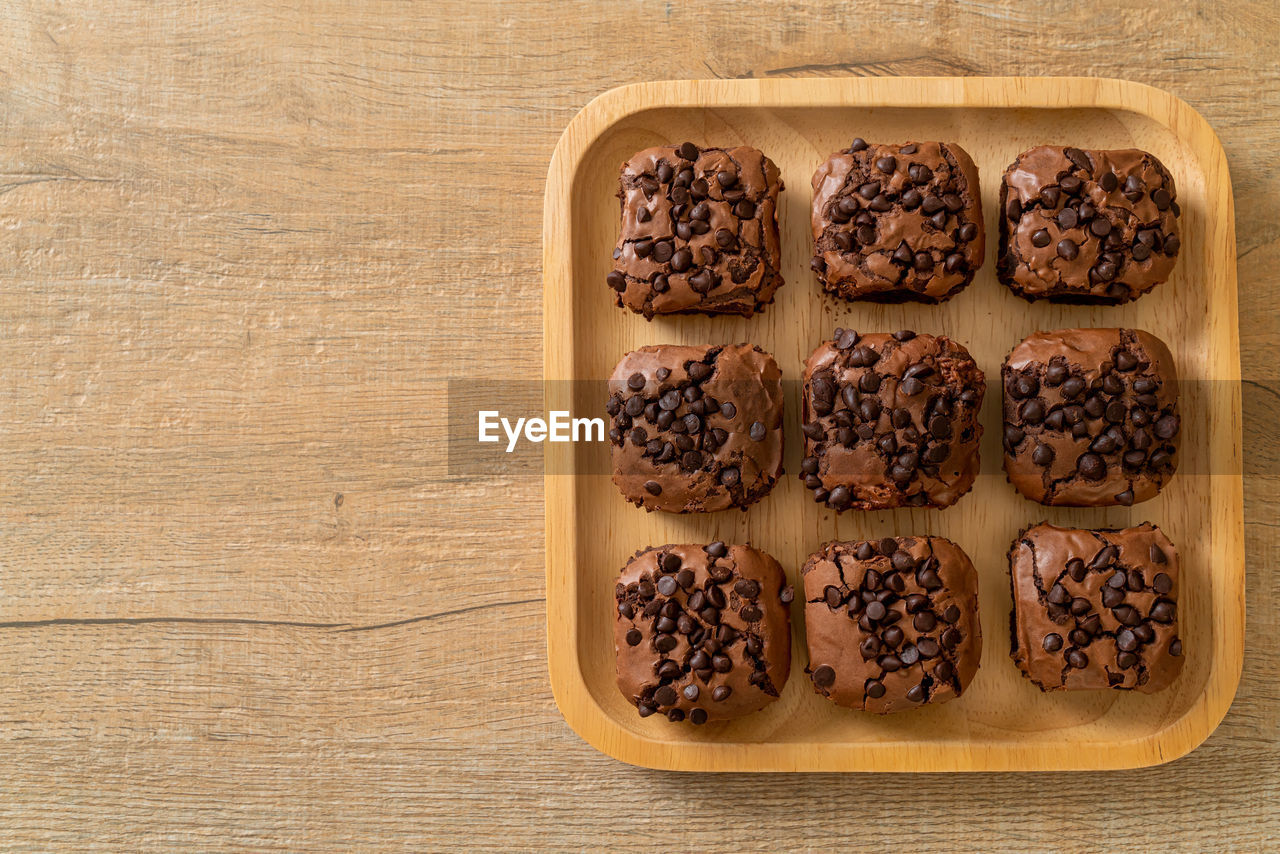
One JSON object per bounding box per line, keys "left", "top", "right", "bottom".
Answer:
{"left": 1002, "top": 328, "right": 1180, "bottom": 507}
{"left": 615, "top": 543, "right": 793, "bottom": 724}
{"left": 608, "top": 344, "right": 784, "bottom": 513}
{"left": 606, "top": 142, "right": 783, "bottom": 318}
{"left": 1009, "top": 522, "right": 1183, "bottom": 692}
{"left": 803, "top": 537, "right": 981, "bottom": 713}
{"left": 997, "top": 145, "right": 1181, "bottom": 303}
{"left": 810, "top": 139, "right": 984, "bottom": 302}
{"left": 800, "top": 330, "right": 984, "bottom": 511}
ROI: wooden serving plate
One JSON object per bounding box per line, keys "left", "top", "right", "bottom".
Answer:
{"left": 542, "top": 77, "right": 1241, "bottom": 772}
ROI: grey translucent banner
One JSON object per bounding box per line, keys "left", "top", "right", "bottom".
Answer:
{"left": 447, "top": 379, "right": 1270, "bottom": 478}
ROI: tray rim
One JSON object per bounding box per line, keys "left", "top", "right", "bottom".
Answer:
{"left": 542, "top": 76, "right": 1243, "bottom": 772}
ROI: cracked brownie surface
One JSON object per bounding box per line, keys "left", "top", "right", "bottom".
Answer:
{"left": 809, "top": 139, "right": 984, "bottom": 302}
{"left": 1009, "top": 522, "right": 1183, "bottom": 693}
{"left": 607, "top": 344, "right": 784, "bottom": 513}
{"left": 1002, "top": 328, "right": 1180, "bottom": 507}
{"left": 800, "top": 329, "right": 984, "bottom": 511}
{"left": 607, "top": 142, "right": 783, "bottom": 318}
{"left": 997, "top": 145, "right": 1181, "bottom": 302}
{"left": 802, "top": 537, "right": 981, "bottom": 713}
{"left": 614, "top": 543, "right": 793, "bottom": 724}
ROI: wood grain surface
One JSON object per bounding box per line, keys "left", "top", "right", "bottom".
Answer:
{"left": 0, "top": 0, "right": 1275, "bottom": 849}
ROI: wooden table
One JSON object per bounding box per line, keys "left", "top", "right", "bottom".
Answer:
{"left": 0, "top": 1, "right": 1274, "bottom": 849}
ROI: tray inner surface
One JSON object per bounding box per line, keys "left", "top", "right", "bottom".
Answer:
{"left": 565, "top": 103, "right": 1223, "bottom": 754}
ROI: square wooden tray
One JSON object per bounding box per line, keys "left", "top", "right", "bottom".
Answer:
{"left": 542, "top": 77, "right": 1242, "bottom": 772}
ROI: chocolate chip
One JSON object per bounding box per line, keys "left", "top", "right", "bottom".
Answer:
{"left": 1067, "top": 649, "right": 1089, "bottom": 669}
{"left": 875, "top": 155, "right": 896, "bottom": 174}
{"left": 1042, "top": 632, "right": 1063, "bottom": 652}
{"left": 916, "top": 567, "right": 942, "bottom": 590}
{"left": 1077, "top": 453, "right": 1106, "bottom": 480}
{"left": 903, "top": 610, "right": 934, "bottom": 634}
{"left": 1153, "top": 572, "right": 1172, "bottom": 595}
{"left": 1116, "top": 628, "right": 1139, "bottom": 652}
{"left": 1057, "top": 238, "right": 1079, "bottom": 260}
{"left": 1064, "top": 147, "right": 1091, "bottom": 170}
{"left": 1087, "top": 545, "right": 1117, "bottom": 571}
{"left": 812, "top": 665, "right": 836, "bottom": 687}
{"left": 670, "top": 245, "right": 691, "bottom": 272}
{"left": 686, "top": 362, "right": 714, "bottom": 383}
{"left": 653, "top": 685, "right": 677, "bottom": 706}
{"left": 1114, "top": 350, "right": 1138, "bottom": 372}
{"left": 1113, "top": 605, "right": 1141, "bottom": 626}
{"left": 677, "top": 142, "right": 699, "bottom": 161}
{"left": 1031, "top": 228, "right": 1051, "bottom": 248}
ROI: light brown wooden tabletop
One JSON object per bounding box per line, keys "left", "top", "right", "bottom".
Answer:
{"left": 0, "top": 0, "right": 1275, "bottom": 850}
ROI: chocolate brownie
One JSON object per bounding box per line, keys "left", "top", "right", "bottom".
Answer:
{"left": 803, "top": 537, "right": 981, "bottom": 713}
{"left": 1009, "top": 522, "right": 1184, "bottom": 692}
{"left": 809, "top": 139, "right": 984, "bottom": 302}
{"left": 1002, "top": 328, "right": 1180, "bottom": 507}
{"left": 997, "top": 145, "right": 1181, "bottom": 303}
{"left": 607, "top": 344, "right": 784, "bottom": 513}
{"left": 800, "top": 330, "right": 984, "bottom": 511}
{"left": 606, "top": 142, "right": 783, "bottom": 318}
{"left": 615, "top": 543, "right": 793, "bottom": 724}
